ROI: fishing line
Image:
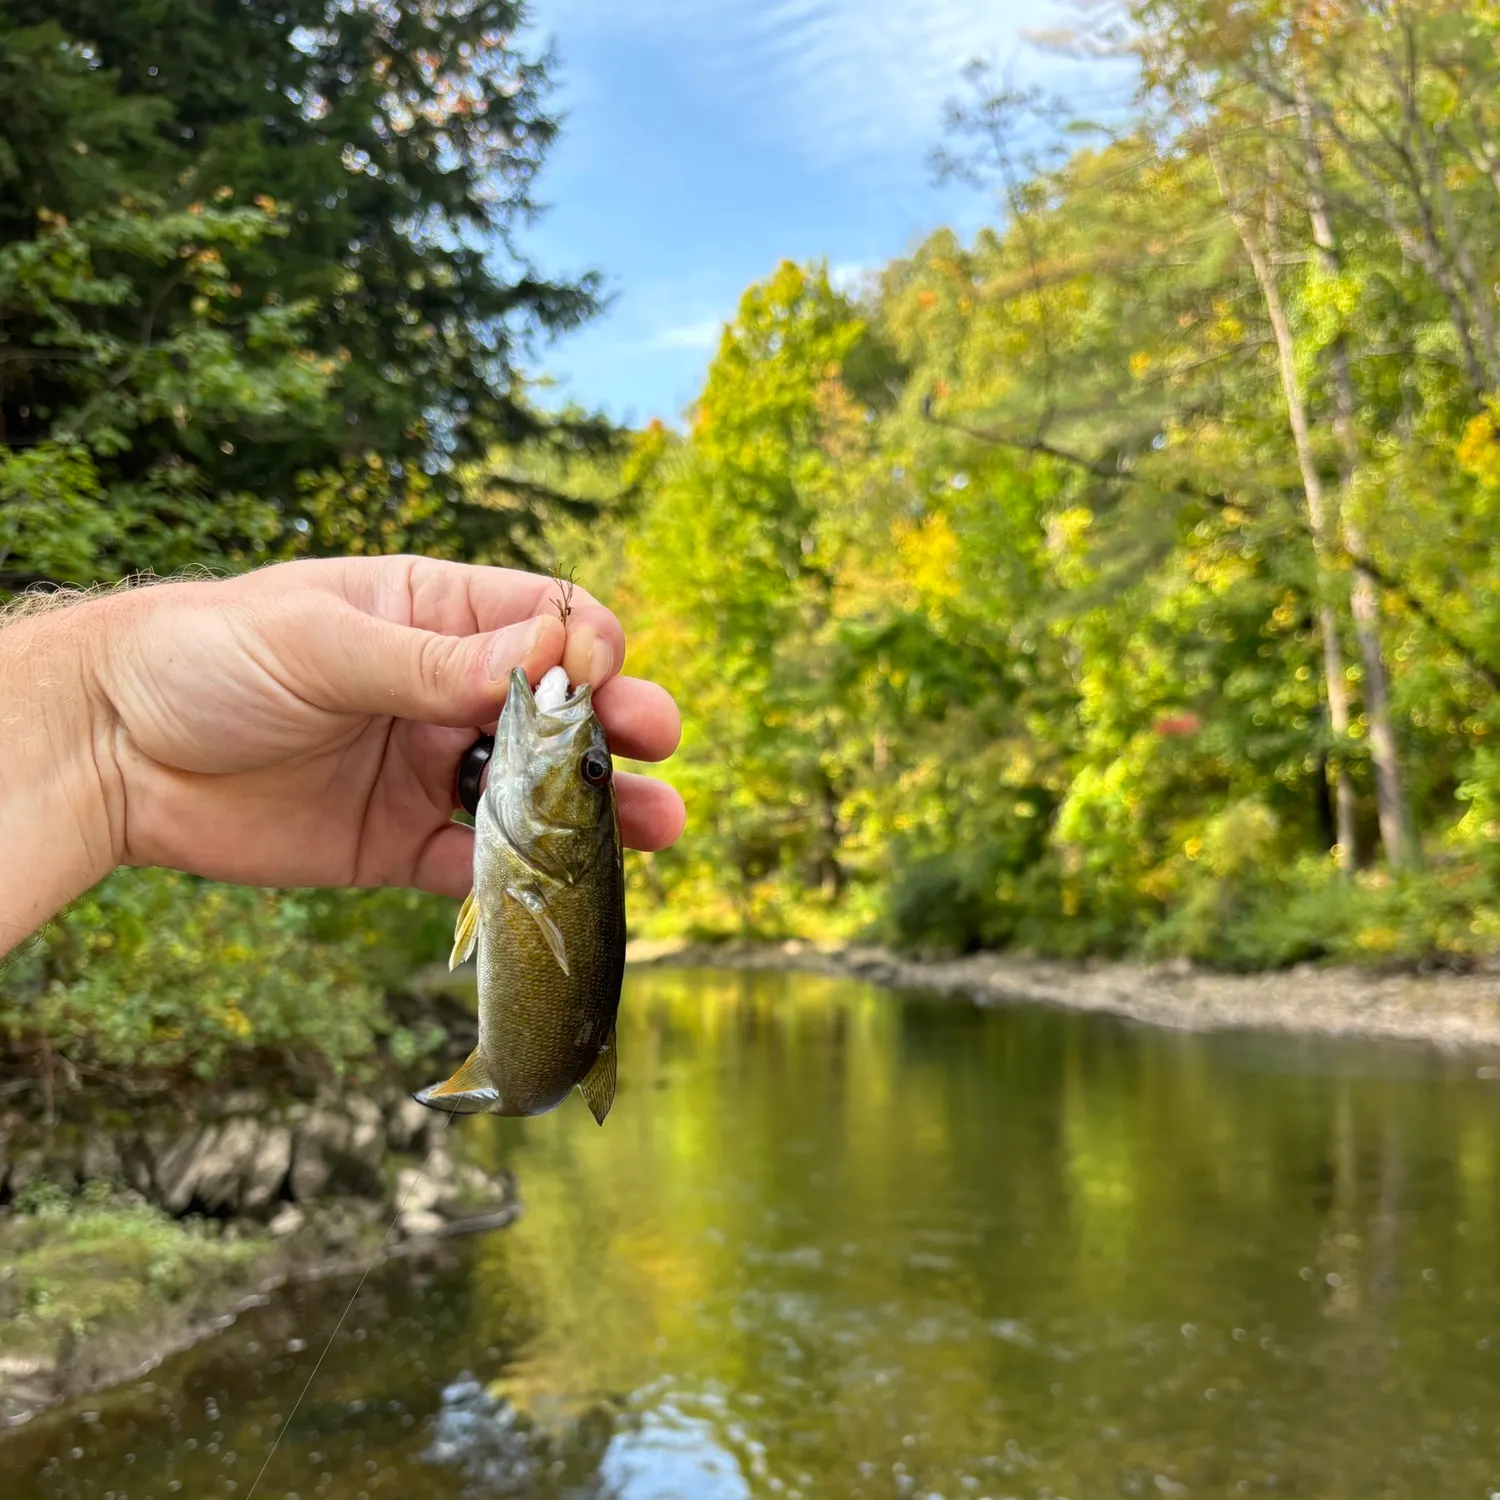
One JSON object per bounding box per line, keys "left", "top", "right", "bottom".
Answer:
{"left": 243, "top": 1102, "right": 458, "bottom": 1500}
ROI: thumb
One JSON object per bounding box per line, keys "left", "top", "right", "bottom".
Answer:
{"left": 315, "top": 607, "right": 565, "bottom": 725}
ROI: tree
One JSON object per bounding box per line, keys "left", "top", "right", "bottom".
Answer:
{"left": 0, "top": 1, "right": 602, "bottom": 588}
{"left": 598, "top": 6, "right": 1500, "bottom": 961}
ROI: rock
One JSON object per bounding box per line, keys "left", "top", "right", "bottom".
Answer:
{"left": 398, "top": 1207, "right": 447, "bottom": 1240}
{"left": 318, "top": 1203, "right": 366, "bottom": 1250}
{"left": 80, "top": 1132, "right": 123, "bottom": 1184}
{"left": 434, "top": 1163, "right": 513, "bottom": 1221}
{"left": 216, "top": 1090, "right": 266, "bottom": 1115}
{"left": 240, "top": 1125, "right": 293, "bottom": 1215}
{"left": 388, "top": 1097, "right": 432, "bottom": 1153}
{"left": 267, "top": 1205, "right": 305, "bottom": 1239}
{"left": 394, "top": 1164, "right": 443, "bottom": 1215}
{"left": 346, "top": 1096, "right": 383, "bottom": 1163}
{"left": 6, "top": 1144, "right": 48, "bottom": 1198}
{"left": 156, "top": 1126, "right": 217, "bottom": 1215}
{"left": 121, "top": 1127, "right": 167, "bottom": 1197}
{"left": 289, "top": 1103, "right": 382, "bottom": 1200}
{"left": 289, "top": 1108, "right": 349, "bottom": 1201}
{"left": 194, "top": 1118, "right": 263, "bottom": 1213}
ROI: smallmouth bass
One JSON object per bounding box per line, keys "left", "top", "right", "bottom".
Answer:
{"left": 416, "top": 664, "right": 626, "bottom": 1123}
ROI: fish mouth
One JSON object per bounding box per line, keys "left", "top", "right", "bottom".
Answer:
{"left": 515, "top": 666, "right": 595, "bottom": 735}
{"left": 532, "top": 665, "right": 577, "bottom": 714}
{"left": 455, "top": 669, "right": 596, "bottom": 817}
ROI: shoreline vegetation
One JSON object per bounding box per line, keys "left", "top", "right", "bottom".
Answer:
{"left": 0, "top": 988, "right": 514, "bottom": 1428}
{"left": 0, "top": 1195, "right": 517, "bottom": 1430}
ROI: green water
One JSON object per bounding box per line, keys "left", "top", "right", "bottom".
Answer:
{"left": 7, "top": 966, "right": 1500, "bottom": 1498}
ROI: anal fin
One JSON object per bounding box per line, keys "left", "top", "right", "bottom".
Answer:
{"left": 577, "top": 1024, "right": 617, "bottom": 1126}
{"left": 414, "top": 1047, "right": 500, "bottom": 1115}
{"left": 449, "top": 889, "right": 479, "bottom": 971}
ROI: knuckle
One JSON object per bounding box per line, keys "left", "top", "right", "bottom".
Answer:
{"left": 415, "top": 630, "right": 465, "bottom": 693}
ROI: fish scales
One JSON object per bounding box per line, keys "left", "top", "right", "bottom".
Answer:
{"left": 475, "top": 811, "right": 625, "bottom": 1114}
{"left": 416, "top": 663, "right": 626, "bottom": 1123}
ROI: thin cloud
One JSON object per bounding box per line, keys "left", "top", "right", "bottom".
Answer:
{"left": 647, "top": 318, "right": 724, "bottom": 350}
{"left": 547, "top": 0, "right": 1068, "bottom": 165}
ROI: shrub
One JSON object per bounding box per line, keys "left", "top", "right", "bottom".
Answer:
{"left": 1, "top": 870, "right": 453, "bottom": 1080}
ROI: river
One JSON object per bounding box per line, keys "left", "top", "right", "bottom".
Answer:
{"left": 6, "top": 965, "right": 1500, "bottom": 1498}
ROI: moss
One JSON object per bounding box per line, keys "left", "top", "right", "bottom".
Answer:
{"left": 0, "top": 1182, "right": 273, "bottom": 1402}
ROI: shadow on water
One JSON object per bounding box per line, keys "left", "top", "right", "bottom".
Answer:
{"left": 6, "top": 965, "right": 1500, "bottom": 1497}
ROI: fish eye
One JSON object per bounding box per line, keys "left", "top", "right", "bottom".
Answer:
{"left": 580, "top": 749, "right": 612, "bottom": 787}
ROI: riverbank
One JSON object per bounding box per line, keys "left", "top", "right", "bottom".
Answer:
{"left": 627, "top": 939, "right": 1500, "bottom": 1052}
{"left": 0, "top": 1188, "right": 517, "bottom": 1429}
{"left": 0, "top": 1056, "right": 515, "bottom": 1426}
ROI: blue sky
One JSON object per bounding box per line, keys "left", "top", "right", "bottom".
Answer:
{"left": 515, "top": 0, "right": 1130, "bottom": 427}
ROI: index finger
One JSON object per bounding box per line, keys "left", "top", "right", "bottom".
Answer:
{"left": 417, "top": 559, "right": 627, "bottom": 693}
{"left": 348, "top": 555, "right": 626, "bottom": 673}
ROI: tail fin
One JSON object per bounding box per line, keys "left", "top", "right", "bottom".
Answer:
{"left": 414, "top": 1047, "right": 501, "bottom": 1114}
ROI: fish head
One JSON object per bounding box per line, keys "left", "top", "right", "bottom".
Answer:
{"left": 483, "top": 666, "right": 617, "bottom": 883}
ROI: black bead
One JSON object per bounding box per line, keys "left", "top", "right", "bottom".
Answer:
{"left": 456, "top": 735, "right": 495, "bottom": 817}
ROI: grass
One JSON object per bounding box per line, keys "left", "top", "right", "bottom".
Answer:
{"left": 0, "top": 1180, "right": 273, "bottom": 1410}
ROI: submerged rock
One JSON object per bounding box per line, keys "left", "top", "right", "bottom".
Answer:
{"left": 392, "top": 1149, "right": 514, "bottom": 1241}
{"left": 398, "top": 1206, "right": 448, "bottom": 1239}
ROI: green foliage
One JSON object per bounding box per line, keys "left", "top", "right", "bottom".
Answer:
{"left": 0, "top": 871, "right": 451, "bottom": 1080}
{"left": 3, "top": 0, "right": 1499, "bottom": 1095}
{"left": 588, "top": 2, "right": 1500, "bottom": 969}
{"left": 0, "top": 1, "right": 604, "bottom": 589}
{"left": 0, "top": 196, "right": 328, "bottom": 582}
{"left": 0, "top": 3, "right": 608, "bottom": 1080}
{"left": 1144, "top": 851, "right": 1500, "bottom": 971}
{"left": 0, "top": 1185, "right": 268, "bottom": 1355}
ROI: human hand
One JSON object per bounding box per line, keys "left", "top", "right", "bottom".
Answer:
{"left": 13, "top": 556, "right": 684, "bottom": 909}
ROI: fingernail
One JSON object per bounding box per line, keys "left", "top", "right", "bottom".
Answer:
{"left": 489, "top": 616, "right": 547, "bottom": 682}
{"left": 589, "top": 633, "right": 614, "bottom": 686}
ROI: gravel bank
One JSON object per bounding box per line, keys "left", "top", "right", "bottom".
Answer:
{"left": 628, "top": 940, "right": 1500, "bottom": 1052}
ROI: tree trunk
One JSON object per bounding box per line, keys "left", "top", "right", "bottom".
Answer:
{"left": 816, "top": 768, "right": 846, "bottom": 900}
{"left": 1296, "top": 80, "right": 1416, "bottom": 867}
{"left": 1209, "top": 143, "right": 1359, "bottom": 867}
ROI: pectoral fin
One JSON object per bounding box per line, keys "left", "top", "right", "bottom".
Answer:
{"left": 505, "top": 884, "right": 569, "bottom": 975}
{"left": 414, "top": 1047, "right": 500, "bottom": 1115}
{"left": 577, "top": 1025, "right": 617, "bottom": 1126}
{"left": 449, "top": 889, "right": 479, "bottom": 971}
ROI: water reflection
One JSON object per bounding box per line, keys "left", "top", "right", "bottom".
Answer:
{"left": 7, "top": 967, "right": 1500, "bottom": 1497}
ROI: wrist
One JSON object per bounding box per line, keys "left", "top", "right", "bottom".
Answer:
{"left": 0, "top": 599, "right": 123, "bottom": 955}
